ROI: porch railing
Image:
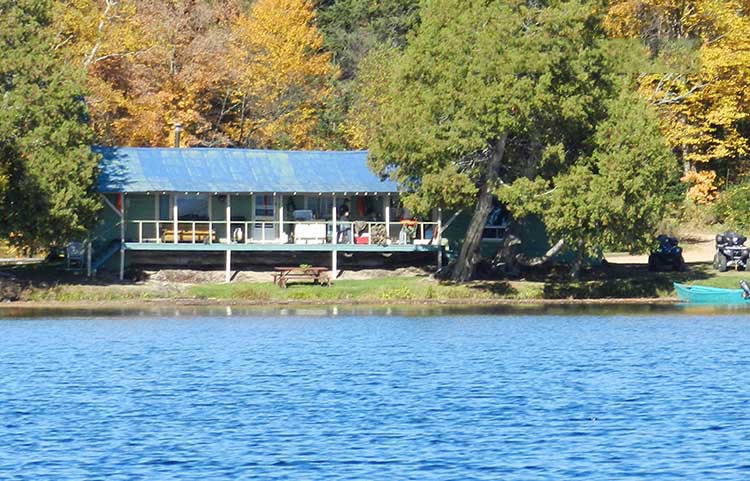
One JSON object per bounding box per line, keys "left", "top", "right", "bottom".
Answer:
{"left": 127, "top": 220, "right": 440, "bottom": 246}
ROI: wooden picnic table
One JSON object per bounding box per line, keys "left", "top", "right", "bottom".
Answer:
{"left": 162, "top": 228, "right": 216, "bottom": 244}
{"left": 273, "top": 266, "right": 332, "bottom": 288}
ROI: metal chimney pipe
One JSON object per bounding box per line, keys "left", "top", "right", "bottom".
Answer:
{"left": 174, "top": 123, "right": 182, "bottom": 148}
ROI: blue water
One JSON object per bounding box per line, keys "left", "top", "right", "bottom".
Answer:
{"left": 1, "top": 307, "right": 750, "bottom": 480}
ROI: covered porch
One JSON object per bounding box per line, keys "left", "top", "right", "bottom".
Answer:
{"left": 95, "top": 147, "right": 444, "bottom": 282}
{"left": 106, "top": 191, "right": 443, "bottom": 281}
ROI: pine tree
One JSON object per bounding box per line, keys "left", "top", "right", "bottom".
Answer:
{"left": 505, "top": 92, "right": 681, "bottom": 268}
{"left": 371, "top": 0, "right": 615, "bottom": 280}
{"left": 0, "top": 0, "right": 99, "bottom": 250}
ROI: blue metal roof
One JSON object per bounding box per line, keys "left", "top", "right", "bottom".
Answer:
{"left": 95, "top": 147, "right": 398, "bottom": 194}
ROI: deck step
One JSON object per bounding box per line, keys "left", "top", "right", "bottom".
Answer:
{"left": 92, "top": 241, "right": 121, "bottom": 273}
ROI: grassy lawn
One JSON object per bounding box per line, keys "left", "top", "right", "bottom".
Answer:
{"left": 6, "top": 261, "right": 750, "bottom": 304}
{"left": 188, "top": 276, "right": 544, "bottom": 303}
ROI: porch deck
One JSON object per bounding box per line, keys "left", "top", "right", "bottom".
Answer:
{"left": 123, "top": 242, "right": 440, "bottom": 252}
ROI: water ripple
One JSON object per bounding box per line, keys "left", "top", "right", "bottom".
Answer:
{"left": 0, "top": 313, "right": 749, "bottom": 480}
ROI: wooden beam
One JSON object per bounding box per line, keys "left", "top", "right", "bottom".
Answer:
{"left": 101, "top": 193, "right": 121, "bottom": 217}
{"left": 172, "top": 195, "right": 178, "bottom": 244}
{"left": 226, "top": 194, "right": 231, "bottom": 245}
{"left": 225, "top": 249, "right": 232, "bottom": 283}
{"left": 119, "top": 193, "right": 125, "bottom": 280}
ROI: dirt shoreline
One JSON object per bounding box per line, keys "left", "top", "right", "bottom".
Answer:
{"left": 0, "top": 297, "right": 680, "bottom": 311}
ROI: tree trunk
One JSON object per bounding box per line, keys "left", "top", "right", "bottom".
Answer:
{"left": 516, "top": 239, "right": 565, "bottom": 267}
{"left": 451, "top": 133, "right": 508, "bottom": 282}
{"left": 569, "top": 240, "right": 584, "bottom": 280}
{"left": 496, "top": 232, "right": 564, "bottom": 278}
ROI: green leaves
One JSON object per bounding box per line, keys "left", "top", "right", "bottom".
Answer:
{"left": 715, "top": 184, "right": 750, "bottom": 232}
{"left": 518, "top": 91, "right": 681, "bottom": 255}
{"left": 0, "top": 0, "right": 99, "bottom": 249}
{"left": 371, "top": 0, "right": 612, "bottom": 210}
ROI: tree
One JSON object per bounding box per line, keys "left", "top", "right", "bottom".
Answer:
{"left": 317, "top": 0, "right": 419, "bottom": 80}
{"left": 0, "top": 0, "right": 99, "bottom": 250}
{"left": 315, "top": 0, "right": 419, "bottom": 148}
{"left": 371, "top": 0, "right": 613, "bottom": 281}
{"left": 605, "top": 0, "right": 750, "bottom": 202}
{"left": 54, "top": 0, "right": 242, "bottom": 147}
{"left": 225, "top": 0, "right": 339, "bottom": 149}
{"left": 499, "top": 92, "right": 681, "bottom": 275}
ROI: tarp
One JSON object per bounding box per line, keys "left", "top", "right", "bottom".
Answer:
{"left": 95, "top": 147, "right": 399, "bottom": 194}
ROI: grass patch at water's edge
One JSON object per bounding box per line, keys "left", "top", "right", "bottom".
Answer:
{"left": 187, "top": 277, "right": 540, "bottom": 302}
{"left": 9, "top": 262, "right": 750, "bottom": 303}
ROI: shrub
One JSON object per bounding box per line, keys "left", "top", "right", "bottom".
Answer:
{"left": 714, "top": 183, "right": 750, "bottom": 231}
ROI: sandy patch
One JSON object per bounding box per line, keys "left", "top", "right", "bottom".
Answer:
{"left": 605, "top": 233, "right": 715, "bottom": 265}
{"left": 145, "top": 266, "right": 433, "bottom": 285}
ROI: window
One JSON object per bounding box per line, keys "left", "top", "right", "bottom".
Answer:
{"left": 159, "top": 195, "right": 170, "bottom": 220}
{"left": 177, "top": 195, "right": 209, "bottom": 221}
{"left": 308, "top": 195, "right": 333, "bottom": 220}
{"left": 483, "top": 204, "right": 509, "bottom": 241}
{"left": 255, "top": 194, "right": 274, "bottom": 218}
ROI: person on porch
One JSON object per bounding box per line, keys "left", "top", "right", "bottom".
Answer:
{"left": 337, "top": 204, "right": 351, "bottom": 243}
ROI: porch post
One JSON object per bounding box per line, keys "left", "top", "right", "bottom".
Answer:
{"left": 332, "top": 195, "right": 337, "bottom": 245}
{"left": 208, "top": 194, "right": 213, "bottom": 244}
{"left": 437, "top": 207, "right": 443, "bottom": 270}
{"left": 278, "top": 193, "right": 284, "bottom": 241}
{"left": 332, "top": 194, "right": 337, "bottom": 277}
{"left": 225, "top": 249, "right": 232, "bottom": 283}
{"left": 154, "top": 194, "right": 160, "bottom": 243}
{"left": 172, "top": 194, "right": 178, "bottom": 244}
{"left": 226, "top": 194, "right": 232, "bottom": 283}
{"left": 384, "top": 194, "right": 391, "bottom": 244}
{"left": 226, "top": 194, "right": 231, "bottom": 244}
{"left": 119, "top": 193, "right": 125, "bottom": 281}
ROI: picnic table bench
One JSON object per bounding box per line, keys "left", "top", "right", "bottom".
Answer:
{"left": 273, "top": 266, "right": 332, "bottom": 288}
{"left": 161, "top": 228, "right": 216, "bottom": 243}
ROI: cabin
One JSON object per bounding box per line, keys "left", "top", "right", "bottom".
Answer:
{"left": 90, "top": 147, "right": 445, "bottom": 281}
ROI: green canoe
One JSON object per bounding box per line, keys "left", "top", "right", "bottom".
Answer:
{"left": 673, "top": 282, "right": 750, "bottom": 304}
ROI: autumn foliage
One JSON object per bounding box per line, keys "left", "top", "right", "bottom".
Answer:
{"left": 605, "top": 0, "right": 750, "bottom": 203}
{"left": 40, "top": 0, "right": 750, "bottom": 193}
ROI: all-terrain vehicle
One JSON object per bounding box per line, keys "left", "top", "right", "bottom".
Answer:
{"left": 714, "top": 231, "right": 750, "bottom": 272}
{"left": 648, "top": 235, "right": 685, "bottom": 271}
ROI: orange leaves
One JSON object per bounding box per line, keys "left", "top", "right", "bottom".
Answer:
{"left": 682, "top": 169, "right": 718, "bottom": 204}
{"left": 53, "top": 0, "right": 339, "bottom": 149}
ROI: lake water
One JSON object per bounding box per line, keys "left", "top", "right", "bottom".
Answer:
{"left": 1, "top": 305, "right": 750, "bottom": 480}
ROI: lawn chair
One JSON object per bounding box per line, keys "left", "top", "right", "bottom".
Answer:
{"left": 66, "top": 242, "right": 85, "bottom": 269}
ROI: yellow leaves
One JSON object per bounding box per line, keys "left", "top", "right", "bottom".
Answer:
{"left": 604, "top": 0, "right": 701, "bottom": 39}
{"left": 228, "top": 0, "right": 338, "bottom": 149}
{"left": 50, "top": 0, "right": 341, "bottom": 149}
{"left": 606, "top": 0, "right": 750, "bottom": 192}
{"left": 682, "top": 169, "right": 718, "bottom": 204}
